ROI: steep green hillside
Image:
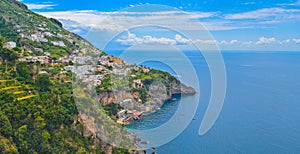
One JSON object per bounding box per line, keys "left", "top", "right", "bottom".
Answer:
{"left": 0, "top": 0, "right": 99, "bottom": 60}
{"left": 0, "top": 39, "right": 130, "bottom": 154}
{"left": 0, "top": 0, "right": 195, "bottom": 153}
{"left": 0, "top": 0, "right": 131, "bottom": 153}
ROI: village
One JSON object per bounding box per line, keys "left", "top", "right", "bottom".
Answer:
{"left": 1, "top": 19, "right": 154, "bottom": 126}
{"left": 116, "top": 109, "right": 143, "bottom": 125}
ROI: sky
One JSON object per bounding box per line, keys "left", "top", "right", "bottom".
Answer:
{"left": 21, "top": 0, "right": 300, "bottom": 51}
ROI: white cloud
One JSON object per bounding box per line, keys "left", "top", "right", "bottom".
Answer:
{"left": 194, "top": 39, "right": 218, "bottom": 45}
{"left": 115, "top": 32, "right": 300, "bottom": 48}
{"left": 116, "top": 31, "right": 178, "bottom": 45}
{"left": 278, "top": 39, "right": 291, "bottom": 44}
{"left": 39, "top": 10, "right": 112, "bottom": 30}
{"left": 36, "top": 6, "right": 300, "bottom": 33}
{"left": 256, "top": 37, "right": 276, "bottom": 45}
{"left": 26, "top": 3, "right": 57, "bottom": 10}
{"left": 225, "top": 7, "right": 300, "bottom": 20}
{"left": 32, "top": 6, "right": 300, "bottom": 51}
{"left": 33, "top": 4, "right": 300, "bottom": 34}
{"left": 230, "top": 40, "right": 240, "bottom": 44}
{"left": 218, "top": 40, "right": 240, "bottom": 45}
{"left": 175, "top": 34, "right": 192, "bottom": 44}
{"left": 293, "top": 39, "right": 300, "bottom": 43}
{"left": 38, "top": 10, "right": 242, "bottom": 32}
{"left": 143, "top": 35, "right": 177, "bottom": 45}
{"left": 241, "top": 41, "right": 253, "bottom": 46}
{"left": 242, "top": 2, "right": 256, "bottom": 5}
{"left": 116, "top": 32, "right": 142, "bottom": 45}
{"left": 115, "top": 32, "right": 222, "bottom": 46}
{"left": 278, "top": 0, "right": 300, "bottom": 6}
{"left": 188, "top": 11, "right": 218, "bottom": 19}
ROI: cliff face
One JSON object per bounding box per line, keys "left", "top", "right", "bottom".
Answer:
{"left": 170, "top": 80, "right": 196, "bottom": 95}
{"left": 98, "top": 79, "right": 196, "bottom": 114}
{"left": 73, "top": 114, "right": 146, "bottom": 154}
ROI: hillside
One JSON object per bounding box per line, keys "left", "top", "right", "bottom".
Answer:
{"left": 0, "top": 0, "right": 195, "bottom": 153}
{"left": 0, "top": 0, "right": 99, "bottom": 59}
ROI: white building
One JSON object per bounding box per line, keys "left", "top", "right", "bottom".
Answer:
{"left": 51, "top": 41, "right": 66, "bottom": 47}
{"left": 4, "top": 41, "right": 16, "bottom": 49}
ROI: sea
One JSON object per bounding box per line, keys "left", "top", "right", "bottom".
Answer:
{"left": 105, "top": 50, "right": 300, "bottom": 154}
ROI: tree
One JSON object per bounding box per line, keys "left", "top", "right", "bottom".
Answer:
{"left": 16, "top": 125, "right": 28, "bottom": 153}
{"left": 0, "top": 36, "right": 4, "bottom": 47}
{"left": 0, "top": 112, "right": 12, "bottom": 138}
{"left": 35, "top": 116, "right": 46, "bottom": 130}
{"left": 16, "top": 62, "right": 32, "bottom": 82}
{"left": 0, "top": 48, "right": 19, "bottom": 61}
{"left": 36, "top": 74, "right": 51, "bottom": 92}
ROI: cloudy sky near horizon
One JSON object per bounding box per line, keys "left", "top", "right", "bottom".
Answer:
{"left": 21, "top": 0, "right": 300, "bottom": 51}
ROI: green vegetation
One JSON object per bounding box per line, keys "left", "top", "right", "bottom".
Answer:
{"left": 102, "top": 103, "right": 122, "bottom": 117}
{"left": 0, "top": 0, "right": 133, "bottom": 153}
{"left": 0, "top": 0, "right": 97, "bottom": 60}
{"left": 16, "top": 62, "right": 33, "bottom": 83}
{"left": 0, "top": 62, "right": 104, "bottom": 153}
{"left": 0, "top": 111, "right": 12, "bottom": 138}
{"left": 36, "top": 74, "right": 51, "bottom": 92}
{"left": 98, "top": 74, "right": 113, "bottom": 92}
{"left": 0, "top": 36, "right": 19, "bottom": 61}
{"left": 0, "top": 0, "right": 191, "bottom": 153}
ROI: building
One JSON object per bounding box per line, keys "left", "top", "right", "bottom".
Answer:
{"left": 64, "top": 65, "right": 75, "bottom": 71}
{"left": 4, "top": 41, "right": 16, "bottom": 49}
{"left": 117, "top": 109, "right": 126, "bottom": 118}
{"left": 51, "top": 41, "right": 66, "bottom": 47}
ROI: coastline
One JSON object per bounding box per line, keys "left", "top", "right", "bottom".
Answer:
{"left": 112, "top": 84, "right": 196, "bottom": 126}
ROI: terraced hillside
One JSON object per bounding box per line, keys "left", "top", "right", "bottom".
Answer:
{"left": 0, "top": 0, "right": 195, "bottom": 153}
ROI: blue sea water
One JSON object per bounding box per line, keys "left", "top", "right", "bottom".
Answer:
{"left": 107, "top": 50, "right": 300, "bottom": 154}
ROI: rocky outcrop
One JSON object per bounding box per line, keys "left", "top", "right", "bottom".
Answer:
{"left": 10, "top": 0, "right": 28, "bottom": 10}
{"left": 73, "top": 114, "right": 97, "bottom": 137}
{"left": 73, "top": 113, "right": 146, "bottom": 154}
{"left": 99, "top": 79, "right": 196, "bottom": 113}
{"left": 170, "top": 80, "right": 196, "bottom": 95}
{"left": 49, "top": 18, "right": 63, "bottom": 28}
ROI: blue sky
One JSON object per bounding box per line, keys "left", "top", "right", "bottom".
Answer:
{"left": 21, "top": 0, "right": 300, "bottom": 51}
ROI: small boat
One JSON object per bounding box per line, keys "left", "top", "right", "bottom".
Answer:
{"left": 171, "top": 98, "right": 177, "bottom": 101}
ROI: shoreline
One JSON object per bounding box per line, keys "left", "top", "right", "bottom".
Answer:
{"left": 117, "top": 92, "right": 195, "bottom": 126}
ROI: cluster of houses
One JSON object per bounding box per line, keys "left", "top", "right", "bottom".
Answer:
{"left": 0, "top": 19, "right": 165, "bottom": 127}
{"left": 21, "top": 31, "right": 66, "bottom": 47}
{"left": 116, "top": 109, "right": 143, "bottom": 125}
{"left": 66, "top": 55, "right": 151, "bottom": 87}
{"left": 18, "top": 55, "right": 51, "bottom": 64}
{"left": 82, "top": 75, "right": 104, "bottom": 86}
{"left": 133, "top": 65, "right": 150, "bottom": 73}
{"left": 133, "top": 79, "right": 143, "bottom": 87}
{"left": 18, "top": 20, "right": 91, "bottom": 49}
{"left": 98, "top": 56, "right": 117, "bottom": 67}
{"left": 64, "top": 63, "right": 110, "bottom": 86}
{"left": 10, "top": 21, "right": 155, "bottom": 107}
{"left": 19, "top": 30, "right": 49, "bottom": 43}
{"left": 18, "top": 22, "right": 51, "bottom": 43}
